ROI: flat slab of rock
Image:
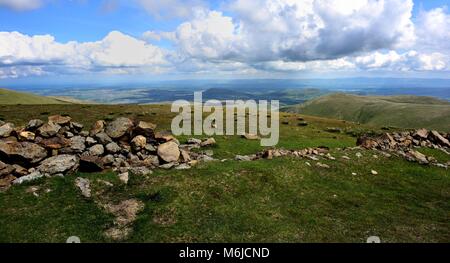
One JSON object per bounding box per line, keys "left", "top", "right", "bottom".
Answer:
{"left": 75, "top": 177, "right": 91, "bottom": 198}
{"left": 106, "top": 118, "right": 134, "bottom": 139}
{"left": 37, "top": 122, "right": 61, "bottom": 138}
{"left": 0, "top": 141, "right": 47, "bottom": 165}
{"left": 38, "top": 154, "right": 79, "bottom": 175}
{"left": 157, "top": 141, "right": 180, "bottom": 163}
{"left": 48, "top": 115, "right": 71, "bottom": 125}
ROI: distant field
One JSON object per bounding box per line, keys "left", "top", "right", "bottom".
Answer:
{"left": 283, "top": 93, "right": 450, "bottom": 131}
{"left": 0, "top": 88, "right": 71, "bottom": 105}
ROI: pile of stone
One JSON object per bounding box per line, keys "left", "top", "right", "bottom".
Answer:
{"left": 357, "top": 129, "right": 450, "bottom": 167}
{"left": 0, "top": 116, "right": 216, "bottom": 190}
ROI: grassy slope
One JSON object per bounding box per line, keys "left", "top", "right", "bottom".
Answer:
{"left": 283, "top": 93, "right": 450, "bottom": 131}
{"left": 0, "top": 88, "right": 70, "bottom": 105}
{"left": 0, "top": 104, "right": 449, "bottom": 243}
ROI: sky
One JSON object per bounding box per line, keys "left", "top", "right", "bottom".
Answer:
{"left": 0, "top": 0, "right": 449, "bottom": 84}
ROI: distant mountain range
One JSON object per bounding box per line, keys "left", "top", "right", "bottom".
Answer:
{"left": 283, "top": 93, "right": 450, "bottom": 131}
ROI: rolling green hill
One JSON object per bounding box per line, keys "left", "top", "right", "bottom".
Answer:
{"left": 283, "top": 93, "right": 450, "bottom": 131}
{"left": 0, "top": 88, "right": 70, "bottom": 105}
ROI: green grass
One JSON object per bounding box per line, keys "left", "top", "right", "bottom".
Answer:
{"left": 0, "top": 88, "right": 71, "bottom": 105}
{"left": 283, "top": 93, "right": 450, "bottom": 131}
{"left": 0, "top": 104, "right": 449, "bottom": 243}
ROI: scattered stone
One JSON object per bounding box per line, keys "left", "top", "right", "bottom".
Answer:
{"left": 305, "top": 162, "right": 311, "bottom": 167}
{"left": 106, "top": 117, "right": 134, "bottom": 139}
{"left": 414, "top": 128, "right": 429, "bottom": 139}
{"left": 316, "top": 162, "right": 330, "bottom": 169}
{"left": 95, "top": 132, "right": 113, "bottom": 145}
{"left": 106, "top": 142, "right": 121, "bottom": 154}
{"left": 0, "top": 141, "right": 47, "bottom": 165}
{"left": 131, "top": 135, "right": 146, "bottom": 150}
{"left": 48, "top": 115, "right": 71, "bottom": 125}
{"left": 143, "top": 155, "right": 159, "bottom": 167}
{"left": 129, "top": 166, "right": 152, "bottom": 176}
{"left": 356, "top": 152, "right": 363, "bottom": 158}
{"left": 371, "top": 170, "right": 378, "bottom": 175}
{"left": 13, "top": 171, "right": 43, "bottom": 185}
{"left": 406, "top": 150, "right": 429, "bottom": 164}
{"left": 119, "top": 172, "right": 129, "bottom": 184}
{"left": 157, "top": 141, "right": 180, "bottom": 163}
{"left": 37, "top": 122, "right": 61, "bottom": 138}
{"left": 200, "top": 137, "right": 216, "bottom": 147}
{"left": 0, "top": 123, "right": 15, "bottom": 137}
{"left": 75, "top": 177, "right": 91, "bottom": 198}
{"left": 352, "top": 172, "right": 357, "bottom": 176}
{"left": 85, "top": 137, "right": 97, "bottom": 146}
{"left": 90, "top": 120, "right": 106, "bottom": 136}
{"left": 102, "top": 154, "right": 115, "bottom": 166}
{"left": 341, "top": 155, "right": 351, "bottom": 160}
{"left": 79, "top": 156, "right": 104, "bottom": 172}
{"left": 38, "top": 154, "right": 79, "bottom": 175}
{"left": 25, "top": 119, "right": 44, "bottom": 131}
{"left": 159, "top": 162, "right": 176, "bottom": 169}
{"left": 89, "top": 144, "right": 105, "bottom": 156}
{"left": 242, "top": 133, "right": 260, "bottom": 140}
{"left": 134, "top": 121, "right": 156, "bottom": 139}
{"left": 430, "top": 131, "right": 450, "bottom": 147}
{"left": 235, "top": 155, "right": 252, "bottom": 161}
{"left": 187, "top": 138, "right": 202, "bottom": 145}
{"left": 69, "top": 136, "right": 86, "bottom": 153}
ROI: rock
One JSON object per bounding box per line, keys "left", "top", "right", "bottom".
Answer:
{"left": 12, "top": 164, "right": 28, "bottom": 177}
{"left": 79, "top": 156, "right": 104, "bottom": 172}
{"left": 18, "top": 131, "right": 35, "bottom": 141}
{"left": 356, "top": 152, "right": 363, "bottom": 158}
{"left": 406, "top": 150, "right": 429, "bottom": 164}
{"left": 89, "top": 144, "right": 105, "bottom": 156}
{"left": 235, "top": 155, "right": 252, "bottom": 161}
{"left": 95, "top": 132, "right": 113, "bottom": 145}
{"left": 242, "top": 133, "right": 260, "bottom": 140}
{"left": 129, "top": 166, "right": 152, "bottom": 176}
{"left": 371, "top": 170, "right": 378, "bottom": 175}
{"left": 143, "top": 155, "right": 159, "bottom": 167}
{"left": 26, "top": 119, "right": 44, "bottom": 131}
{"left": 134, "top": 121, "right": 156, "bottom": 139}
{"left": 106, "top": 142, "right": 121, "bottom": 154}
{"left": 131, "top": 135, "right": 146, "bottom": 150}
{"left": 155, "top": 131, "right": 177, "bottom": 143}
{"left": 38, "top": 154, "right": 79, "bottom": 175}
{"left": 38, "top": 136, "right": 71, "bottom": 150}
{"left": 79, "top": 131, "right": 89, "bottom": 137}
{"left": 144, "top": 144, "right": 156, "bottom": 152}
{"left": 414, "top": 128, "right": 429, "bottom": 139}
{"left": 325, "top": 127, "right": 342, "bottom": 133}
{"left": 0, "top": 141, "right": 47, "bottom": 165}
{"left": 90, "top": 120, "right": 106, "bottom": 136}
{"left": 198, "top": 155, "right": 215, "bottom": 162}
{"left": 175, "top": 163, "right": 191, "bottom": 170}
{"left": 0, "top": 123, "right": 15, "bottom": 137}
{"left": 430, "top": 131, "right": 450, "bottom": 147}
{"left": 119, "top": 172, "right": 129, "bottom": 184}
{"left": 70, "top": 136, "right": 86, "bottom": 153}
{"left": 200, "top": 137, "right": 216, "bottom": 147}
{"left": 157, "top": 141, "right": 180, "bottom": 163}
{"left": 180, "top": 149, "right": 191, "bottom": 162}
{"left": 70, "top": 122, "right": 84, "bottom": 132}
{"left": 0, "top": 174, "right": 16, "bottom": 188}
{"left": 103, "top": 199, "right": 144, "bottom": 240}
{"left": 37, "top": 122, "right": 61, "bottom": 138}
{"left": 357, "top": 136, "right": 378, "bottom": 149}
{"left": 75, "top": 177, "right": 91, "bottom": 198}
{"left": 159, "top": 162, "right": 176, "bottom": 169}
{"left": 0, "top": 161, "right": 14, "bottom": 177}
{"left": 187, "top": 138, "right": 202, "bottom": 145}
{"left": 351, "top": 172, "right": 357, "bottom": 176}
{"left": 102, "top": 154, "right": 115, "bottom": 165}
{"left": 316, "top": 162, "right": 330, "bottom": 169}
{"left": 85, "top": 137, "right": 97, "bottom": 145}
{"left": 105, "top": 117, "right": 134, "bottom": 139}
{"left": 48, "top": 115, "right": 71, "bottom": 125}
{"left": 13, "top": 171, "right": 43, "bottom": 185}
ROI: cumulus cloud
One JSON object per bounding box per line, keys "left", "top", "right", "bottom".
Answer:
{"left": 0, "top": 31, "right": 168, "bottom": 78}
{"left": 0, "top": 0, "right": 43, "bottom": 11}
{"left": 170, "top": 0, "right": 416, "bottom": 63}
{"left": 416, "top": 7, "right": 450, "bottom": 52}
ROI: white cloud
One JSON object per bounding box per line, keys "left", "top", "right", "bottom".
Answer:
{"left": 0, "top": 0, "right": 42, "bottom": 11}
{"left": 0, "top": 31, "right": 168, "bottom": 78}
{"left": 170, "top": 0, "right": 416, "bottom": 63}
{"left": 416, "top": 7, "right": 450, "bottom": 52}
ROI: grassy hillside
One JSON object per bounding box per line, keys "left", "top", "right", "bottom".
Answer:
{"left": 0, "top": 104, "right": 449, "bottom": 242}
{"left": 283, "top": 93, "right": 450, "bottom": 131}
{"left": 0, "top": 88, "right": 70, "bottom": 105}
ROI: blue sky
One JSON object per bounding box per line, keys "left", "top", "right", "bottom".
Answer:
{"left": 0, "top": 0, "right": 449, "bottom": 84}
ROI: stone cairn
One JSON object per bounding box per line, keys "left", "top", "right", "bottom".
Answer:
{"left": 0, "top": 116, "right": 217, "bottom": 190}
{"left": 357, "top": 129, "right": 450, "bottom": 168}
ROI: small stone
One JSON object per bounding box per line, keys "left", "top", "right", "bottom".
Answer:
{"left": 134, "top": 121, "right": 156, "bottom": 139}
{"left": 157, "top": 141, "right": 180, "bottom": 163}
{"left": 175, "top": 163, "right": 191, "bottom": 170}
{"left": 131, "top": 135, "right": 147, "bottom": 150}
{"left": 356, "top": 152, "right": 363, "bottom": 158}
{"left": 48, "top": 115, "right": 71, "bottom": 125}
{"left": 371, "top": 170, "right": 378, "bottom": 175}
{"left": 352, "top": 172, "right": 357, "bottom": 176}
{"left": 26, "top": 119, "right": 44, "bottom": 131}
{"left": 89, "top": 120, "right": 106, "bottom": 136}
{"left": 305, "top": 162, "right": 311, "bottom": 167}
{"left": 37, "top": 122, "right": 61, "bottom": 138}
{"left": 242, "top": 133, "right": 260, "bottom": 140}
{"left": 13, "top": 171, "right": 43, "bottom": 185}
{"left": 187, "top": 138, "right": 202, "bottom": 145}
{"left": 119, "top": 172, "right": 129, "bottom": 184}
{"left": 106, "top": 142, "right": 121, "bottom": 154}
{"left": 159, "top": 162, "right": 176, "bottom": 169}
{"left": 75, "top": 177, "right": 91, "bottom": 198}
{"left": 95, "top": 132, "right": 113, "bottom": 145}
{"left": 316, "top": 162, "right": 330, "bottom": 169}
{"left": 128, "top": 166, "right": 152, "bottom": 176}
{"left": 38, "top": 154, "right": 79, "bottom": 175}
{"left": 102, "top": 154, "right": 115, "bottom": 165}
{"left": 235, "top": 155, "right": 252, "bottom": 161}
{"left": 18, "top": 131, "right": 35, "bottom": 141}
{"left": 0, "top": 123, "right": 15, "bottom": 137}
{"left": 200, "top": 137, "right": 216, "bottom": 147}
{"left": 86, "top": 137, "right": 97, "bottom": 145}
{"left": 105, "top": 117, "right": 134, "bottom": 139}
{"left": 89, "top": 144, "right": 105, "bottom": 156}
